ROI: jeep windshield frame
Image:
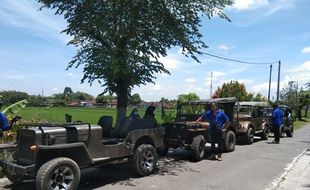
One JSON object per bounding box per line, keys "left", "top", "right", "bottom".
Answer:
{"left": 176, "top": 97, "right": 237, "bottom": 122}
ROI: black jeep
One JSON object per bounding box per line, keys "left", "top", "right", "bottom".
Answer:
{"left": 162, "top": 97, "right": 237, "bottom": 161}
{"left": 265, "top": 105, "right": 294, "bottom": 137}
{"left": 1, "top": 116, "right": 165, "bottom": 190}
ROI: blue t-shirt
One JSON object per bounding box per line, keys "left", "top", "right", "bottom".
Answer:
{"left": 0, "top": 112, "right": 10, "bottom": 131}
{"left": 201, "top": 110, "right": 229, "bottom": 129}
{"left": 272, "top": 107, "right": 283, "bottom": 126}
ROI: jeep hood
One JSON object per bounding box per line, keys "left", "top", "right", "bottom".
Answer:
{"left": 234, "top": 114, "right": 252, "bottom": 121}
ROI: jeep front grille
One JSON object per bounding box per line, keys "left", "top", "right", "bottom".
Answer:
{"left": 17, "top": 133, "right": 36, "bottom": 165}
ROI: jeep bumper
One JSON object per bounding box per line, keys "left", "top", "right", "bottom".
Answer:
{"left": 1, "top": 160, "right": 36, "bottom": 178}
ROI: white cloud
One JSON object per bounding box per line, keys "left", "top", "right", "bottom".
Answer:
{"left": 251, "top": 82, "right": 277, "bottom": 93}
{"left": 0, "top": 0, "right": 69, "bottom": 43}
{"left": 153, "top": 84, "right": 163, "bottom": 91}
{"left": 265, "top": 0, "right": 295, "bottom": 16}
{"left": 68, "top": 72, "right": 74, "bottom": 76}
{"left": 205, "top": 71, "right": 226, "bottom": 86}
{"left": 159, "top": 56, "right": 183, "bottom": 70}
{"left": 218, "top": 45, "right": 229, "bottom": 50}
{"left": 283, "top": 61, "right": 310, "bottom": 85}
{"left": 230, "top": 0, "right": 295, "bottom": 27}
{"left": 212, "top": 71, "right": 226, "bottom": 78}
{"left": 232, "top": 0, "right": 269, "bottom": 11}
{"left": 186, "top": 78, "right": 196, "bottom": 83}
{"left": 52, "top": 88, "right": 58, "bottom": 92}
{"left": 302, "top": 47, "right": 310, "bottom": 54}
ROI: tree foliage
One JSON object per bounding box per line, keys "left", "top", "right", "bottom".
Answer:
{"left": 38, "top": 0, "right": 233, "bottom": 124}
{"left": 280, "top": 81, "right": 298, "bottom": 112}
{"left": 0, "top": 91, "right": 29, "bottom": 105}
{"left": 63, "top": 87, "right": 73, "bottom": 97}
{"left": 280, "top": 81, "right": 310, "bottom": 120}
{"left": 128, "top": 93, "right": 141, "bottom": 106}
{"left": 177, "top": 93, "right": 200, "bottom": 103}
{"left": 213, "top": 81, "right": 253, "bottom": 101}
{"left": 96, "top": 94, "right": 116, "bottom": 105}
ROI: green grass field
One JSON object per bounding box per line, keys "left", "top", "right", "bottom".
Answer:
{"left": 17, "top": 106, "right": 176, "bottom": 125}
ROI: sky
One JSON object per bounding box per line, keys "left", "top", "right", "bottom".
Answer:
{"left": 0, "top": 0, "right": 309, "bottom": 102}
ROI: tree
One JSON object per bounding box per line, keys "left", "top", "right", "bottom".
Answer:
{"left": 280, "top": 81, "right": 298, "bottom": 116}
{"left": 177, "top": 93, "right": 200, "bottom": 103}
{"left": 253, "top": 93, "right": 267, "bottom": 102}
{"left": 297, "top": 89, "right": 310, "bottom": 119}
{"left": 72, "top": 91, "right": 94, "bottom": 101}
{"left": 213, "top": 81, "right": 251, "bottom": 101}
{"left": 128, "top": 93, "right": 141, "bottom": 106}
{"left": 63, "top": 87, "right": 73, "bottom": 96}
{"left": 38, "top": 0, "right": 233, "bottom": 125}
{"left": 0, "top": 91, "right": 29, "bottom": 105}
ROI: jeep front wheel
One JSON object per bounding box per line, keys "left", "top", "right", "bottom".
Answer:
{"left": 191, "top": 135, "right": 206, "bottom": 161}
{"left": 245, "top": 128, "right": 254, "bottom": 144}
{"left": 224, "top": 130, "right": 236, "bottom": 152}
{"left": 261, "top": 127, "right": 269, "bottom": 140}
{"left": 133, "top": 144, "right": 158, "bottom": 176}
{"left": 36, "top": 157, "right": 80, "bottom": 190}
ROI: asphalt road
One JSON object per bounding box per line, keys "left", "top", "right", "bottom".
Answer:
{"left": 1, "top": 124, "right": 309, "bottom": 190}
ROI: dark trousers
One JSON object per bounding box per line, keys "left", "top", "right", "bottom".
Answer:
{"left": 273, "top": 125, "right": 280, "bottom": 143}
{"left": 210, "top": 127, "right": 224, "bottom": 154}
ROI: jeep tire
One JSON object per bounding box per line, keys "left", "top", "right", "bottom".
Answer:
{"left": 261, "top": 127, "right": 269, "bottom": 140}
{"left": 36, "top": 157, "right": 80, "bottom": 190}
{"left": 286, "top": 127, "right": 294, "bottom": 137}
{"left": 133, "top": 144, "right": 158, "bottom": 176}
{"left": 191, "top": 135, "right": 206, "bottom": 161}
{"left": 245, "top": 128, "right": 254, "bottom": 144}
{"left": 224, "top": 130, "right": 236, "bottom": 152}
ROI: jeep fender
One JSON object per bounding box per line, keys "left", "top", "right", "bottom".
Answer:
{"left": 36, "top": 142, "right": 93, "bottom": 169}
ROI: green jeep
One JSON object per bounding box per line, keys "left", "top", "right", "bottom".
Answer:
{"left": 1, "top": 116, "right": 165, "bottom": 190}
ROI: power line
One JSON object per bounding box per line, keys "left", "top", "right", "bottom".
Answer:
{"left": 203, "top": 52, "right": 278, "bottom": 65}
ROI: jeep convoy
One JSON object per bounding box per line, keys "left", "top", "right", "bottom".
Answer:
{"left": 0, "top": 98, "right": 293, "bottom": 190}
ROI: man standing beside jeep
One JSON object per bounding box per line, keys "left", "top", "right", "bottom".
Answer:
{"left": 272, "top": 103, "right": 284, "bottom": 144}
{"left": 195, "top": 102, "right": 229, "bottom": 161}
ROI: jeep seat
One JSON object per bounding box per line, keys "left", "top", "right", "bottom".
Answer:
{"left": 113, "top": 118, "right": 157, "bottom": 138}
{"left": 97, "top": 116, "right": 113, "bottom": 138}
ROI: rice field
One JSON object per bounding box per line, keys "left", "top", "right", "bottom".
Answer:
{"left": 17, "top": 106, "right": 176, "bottom": 125}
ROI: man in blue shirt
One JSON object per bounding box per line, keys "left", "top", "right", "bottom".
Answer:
{"left": 272, "top": 103, "right": 284, "bottom": 144}
{"left": 195, "top": 102, "right": 229, "bottom": 161}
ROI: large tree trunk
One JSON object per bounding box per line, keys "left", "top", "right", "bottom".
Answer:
{"left": 115, "top": 80, "right": 129, "bottom": 127}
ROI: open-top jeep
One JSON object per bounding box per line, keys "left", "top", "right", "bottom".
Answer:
{"left": 1, "top": 116, "right": 165, "bottom": 190}
{"left": 235, "top": 102, "right": 271, "bottom": 144}
{"left": 162, "top": 97, "right": 237, "bottom": 161}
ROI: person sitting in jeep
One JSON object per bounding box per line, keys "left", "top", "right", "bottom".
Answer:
{"left": 129, "top": 108, "right": 141, "bottom": 119}
{"left": 195, "top": 102, "right": 229, "bottom": 161}
{"left": 144, "top": 105, "right": 156, "bottom": 120}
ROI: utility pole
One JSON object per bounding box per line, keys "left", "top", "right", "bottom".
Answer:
{"left": 276, "top": 60, "right": 281, "bottom": 102}
{"left": 210, "top": 71, "right": 213, "bottom": 98}
{"left": 268, "top": 64, "right": 272, "bottom": 101}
